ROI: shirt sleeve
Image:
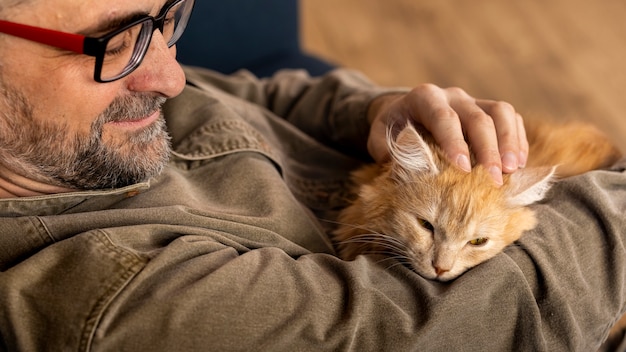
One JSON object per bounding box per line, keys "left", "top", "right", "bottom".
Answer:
{"left": 183, "top": 66, "right": 407, "bottom": 159}
{"left": 88, "top": 164, "right": 626, "bottom": 351}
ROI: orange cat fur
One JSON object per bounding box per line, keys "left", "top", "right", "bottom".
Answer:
{"left": 333, "top": 119, "right": 621, "bottom": 282}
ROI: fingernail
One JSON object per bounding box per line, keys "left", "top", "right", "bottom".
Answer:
{"left": 502, "top": 152, "right": 518, "bottom": 172}
{"left": 518, "top": 152, "right": 527, "bottom": 168}
{"left": 456, "top": 154, "right": 472, "bottom": 172}
{"left": 489, "top": 166, "right": 503, "bottom": 186}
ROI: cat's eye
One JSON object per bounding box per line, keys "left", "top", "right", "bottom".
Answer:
{"left": 417, "top": 218, "right": 434, "bottom": 232}
{"left": 468, "top": 238, "right": 489, "bottom": 246}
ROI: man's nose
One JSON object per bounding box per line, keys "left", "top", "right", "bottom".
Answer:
{"left": 124, "top": 30, "right": 186, "bottom": 98}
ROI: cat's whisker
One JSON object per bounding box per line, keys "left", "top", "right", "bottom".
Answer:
{"left": 324, "top": 219, "right": 413, "bottom": 256}
{"left": 376, "top": 255, "right": 414, "bottom": 271}
{"left": 347, "top": 245, "right": 414, "bottom": 270}
{"left": 322, "top": 218, "right": 397, "bottom": 242}
{"left": 347, "top": 232, "right": 408, "bottom": 247}
{"left": 352, "top": 250, "right": 411, "bottom": 269}
{"left": 340, "top": 237, "right": 406, "bottom": 250}
{"left": 340, "top": 241, "right": 408, "bottom": 257}
{"left": 338, "top": 233, "right": 390, "bottom": 243}
{"left": 377, "top": 243, "right": 409, "bottom": 254}
{"left": 385, "top": 261, "right": 412, "bottom": 271}
{"left": 376, "top": 254, "right": 410, "bottom": 264}
{"left": 360, "top": 250, "right": 405, "bottom": 258}
{"left": 338, "top": 233, "right": 409, "bottom": 254}
{"left": 319, "top": 218, "right": 378, "bottom": 233}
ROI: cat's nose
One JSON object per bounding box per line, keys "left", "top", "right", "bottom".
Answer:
{"left": 433, "top": 265, "right": 449, "bottom": 276}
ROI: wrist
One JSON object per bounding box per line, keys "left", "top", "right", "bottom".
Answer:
{"left": 367, "top": 93, "right": 404, "bottom": 125}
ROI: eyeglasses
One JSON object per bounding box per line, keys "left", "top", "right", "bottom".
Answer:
{"left": 0, "top": 0, "right": 195, "bottom": 83}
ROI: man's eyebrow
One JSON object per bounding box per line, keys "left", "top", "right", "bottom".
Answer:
{"left": 78, "top": 11, "right": 150, "bottom": 37}
{"left": 76, "top": 0, "right": 177, "bottom": 37}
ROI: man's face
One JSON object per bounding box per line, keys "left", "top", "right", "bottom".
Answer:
{"left": 0, "top": 0, "right": 186, "bottom": 190}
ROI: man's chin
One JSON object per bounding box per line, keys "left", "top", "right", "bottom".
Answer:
{"left": 66, "top": 121, "right": 172, "bottom": 189}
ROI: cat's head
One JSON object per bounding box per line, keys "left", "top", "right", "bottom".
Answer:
{"left": 347, "top": 124, "right": 555, "bottom": 282}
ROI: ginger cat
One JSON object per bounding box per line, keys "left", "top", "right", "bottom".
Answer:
{"left": 333, "top": 118, "right": 622, "bottom": 282}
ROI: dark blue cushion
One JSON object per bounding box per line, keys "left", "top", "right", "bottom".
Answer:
{"left": 177, "top": 0, "right": 334, "bottom": 77}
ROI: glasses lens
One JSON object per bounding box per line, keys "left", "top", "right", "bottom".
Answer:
{"left": 164, "top": 0, "right": 194, "bottom": 47}
{"left": 101, "top": 21, "right": 153, "bottom": 81}
{"left": 96, "top": 0, "right": 194, "bottom": 82}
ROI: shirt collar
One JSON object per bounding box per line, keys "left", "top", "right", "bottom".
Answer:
{"left": 0, "top": 182, "right": 151, "bottom": 217}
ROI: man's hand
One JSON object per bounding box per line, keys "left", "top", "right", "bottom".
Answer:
{"left": 367, "top": 84, "right": 528, "bottom": 185}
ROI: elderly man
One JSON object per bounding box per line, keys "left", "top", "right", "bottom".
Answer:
{"left": 0, "top": 0, "right": 624, "bottom": 351}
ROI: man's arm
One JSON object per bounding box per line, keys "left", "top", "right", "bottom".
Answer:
{"left": 1, "top": 163, "right": 623, "bottom": 351}
{"left": 86, "top": 166, "right": 623, "bottom": 351}
{"left": 183, "top": 66, "right": 393, "bottom": 159}
{"left": 182, "top": 66, "right": 528, "bottom": 176}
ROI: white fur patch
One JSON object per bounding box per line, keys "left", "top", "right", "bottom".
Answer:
{"left": 387, "top": 124, "right": 439, "bottom": 175}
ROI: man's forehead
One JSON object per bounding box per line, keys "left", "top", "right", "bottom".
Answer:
{"left": 3, "top": 0, "right": 31, "bottom": 6}
{"left": 0, "top": 0, "right": 32, "bottom": 13}
{"left": 3, "top": 0, "right": 168, "bottom": 31}
{"left": 79, "top": 0, "right": 168, "bottom": 35}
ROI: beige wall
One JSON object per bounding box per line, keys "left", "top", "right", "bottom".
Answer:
{"left": 301, "top": 0, "right": 626, "bottom": 152}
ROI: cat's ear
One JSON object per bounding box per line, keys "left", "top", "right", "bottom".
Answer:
{"left": 505, "top": 166, "right": 556, "bottom": 207}
{"left": 388, "top": 124, "right": 439, "bottom": 176}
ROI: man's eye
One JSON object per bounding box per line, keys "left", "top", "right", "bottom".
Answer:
{"left": 105, "top": 26, "right": 138, "bottom": 57}
{"left": 105, "top": 42, "right": 131, "bottom": 56}
{"left": 105, "top": 34, "right": 133, "bottom": 57}
{"left": 164, "top": 15, "right": 176, "bottom": 27}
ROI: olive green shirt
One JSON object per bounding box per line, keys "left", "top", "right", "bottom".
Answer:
{"left": 0, "top": 66, "right": 625, "bottom": 351}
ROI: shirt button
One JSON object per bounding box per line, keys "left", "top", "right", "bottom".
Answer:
{"left": 126, "top": 191, "right": 141, "bottom": 198}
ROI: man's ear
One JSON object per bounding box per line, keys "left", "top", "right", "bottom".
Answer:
{"left": 505, "top": 166, "right": 556, "bottom": 207}
{"left": 387, "top": 124, "right": 439, "bottom": 181}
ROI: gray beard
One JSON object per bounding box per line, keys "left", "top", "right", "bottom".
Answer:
{"left": 0, "top": 78, "right": 171, "bottom": 190}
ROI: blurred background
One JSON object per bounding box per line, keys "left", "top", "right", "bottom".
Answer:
{"left": 301, "top": 0, "right": 626, "bottom": 153}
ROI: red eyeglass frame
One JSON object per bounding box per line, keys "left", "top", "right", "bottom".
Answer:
{"left": 0, "top": 0, "right": 195, "bottom": 82}
{"left": 0, "top": 19, "right": 91, "bottom": 55}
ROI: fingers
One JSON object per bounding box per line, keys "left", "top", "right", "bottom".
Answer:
{"left": 516, "top": 112, "right": 529, "bottom": 168}
{"left": 366, "top": 94, "right": 406, "bottom": 163}
{"left": 409, "top": 85, "right": 473, "bottom": 172}
{"left": 475, "top": 99, "right": 529, "bottom": 172}
{"left": 401, "top": 85, "right": 528, "bottom": 185}
{"left": 366, "top": 84, "right": 528, "bottom": 185}
{"left": 453, "top": 102, "right": 503, "bottom": 184}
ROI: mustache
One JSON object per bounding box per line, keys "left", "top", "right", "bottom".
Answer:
{"left": 98, "top": 94, "right": 167, "bottom": 124}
